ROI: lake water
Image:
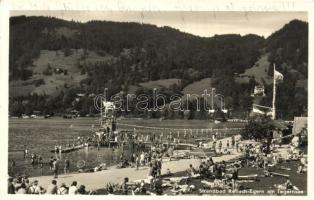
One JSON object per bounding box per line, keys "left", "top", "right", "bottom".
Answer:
{"left": 9, "top": 118, "right": 126, "bottom": 177}
{"left": 8, "top": 118, "right": 245, "bottom": 177}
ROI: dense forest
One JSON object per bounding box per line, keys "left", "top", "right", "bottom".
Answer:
{"left": 9, "top": 16, "right": 308, "bottom": 120}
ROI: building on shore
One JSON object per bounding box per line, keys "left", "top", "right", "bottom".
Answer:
{"left": 292, "top": 117, "right": 308, "bottom": 146}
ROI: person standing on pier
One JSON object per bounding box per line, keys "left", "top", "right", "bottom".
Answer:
{"left": 23, "top": 147, "right": 28, "bottom": 159}
{"left": 213, "top": 132, "right": 218, "bottom": 141}
{"left": 212, "top": 141, "right": 216, "bottom": 153}
{"left": 49, "top": 156, "right": 54, "bottom": 171}
{"left": 64, "top": 159, "right": 70, "bottom": 175}
{"left": 236, "top": 142, "right": 239, "bottom": 152}
{"left": 119, "top": 153, "right": 124, "bottom": 164}
{"left": 38, "top": 157, "right": 43, "bottom": 175}
{"left": 30, "top": 154, "right": 35, "bottom": 165}
{"left": 52, "top": 159, "right": 59, "bottom": 178}
{"left": 218, "top": 141, "right": 222, "bottom": 153}
{"left": 231, "top": 135, "right": 235, "bottom": 148}
{"left": 136, "top": 154, "right": 140, "bottom": 170}
{"left": 140, "top": 152, "right": 145, "bottom": 166}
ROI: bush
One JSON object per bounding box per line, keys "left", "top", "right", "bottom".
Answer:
{"left": 63, "top": 48, "right": 73, "bottom": 57}
{"left": 33, "top": 79, "right": 45, "bottom": 87}
{"left": 241, "top": 115, "right": 275, "bottom": 141}
{"left": 43, "top": 64, "right": 53, "bottom": 76}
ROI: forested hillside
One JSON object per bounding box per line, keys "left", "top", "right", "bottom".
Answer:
{"left": 261, "top": 20, "right": 308, "bottom": 119}
{"left": 9, "top": 16, "right": 308, "bottom": 119}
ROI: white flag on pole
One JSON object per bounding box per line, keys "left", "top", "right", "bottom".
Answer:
{"left": 274, "top": 69, "right": 284, "bottom": 81}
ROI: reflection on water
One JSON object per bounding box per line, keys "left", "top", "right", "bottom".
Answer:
{"left": 8, "top": 118, "right": 124, "bottom": 177}
{"left": 9, "top": 118, "right": 238, "bottom": 177}
{"left": 9, "top": 147, "right": 123, "bottom": 177}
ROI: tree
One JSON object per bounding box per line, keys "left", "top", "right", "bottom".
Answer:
{"left": 213, "top": 109, "right": 226, "bottom": 122}
{"left": 241, "top": 115, "right": 275, "bottom": 141}
{"left": 9, "top": 101, "right": 24, "bottom": 116}
{"left": 63, "top": 47, "right": 72, "bottom": 57}
{"left": 43, "top": 64, "right": 53, "bottom": 76}
{"left": 183, "top": 110, "right": 191, "bottom": 120}
{"left": 9, "top": 17, "right": 307, "bottom": 119}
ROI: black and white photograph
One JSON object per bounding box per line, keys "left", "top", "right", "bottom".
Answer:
{"left": 1, "top": 1, "right": 311, "bottom": 197}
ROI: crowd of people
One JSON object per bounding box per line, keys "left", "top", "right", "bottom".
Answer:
{"left": 8, "top": 128, "right": 307, "bottom": 195}
{"left": 10, "top": 149, "right": 71, "bottom": 178}
{"left": 92, "top": 126, "right": 227, "bottom": 149}
{"left": 211, "top": 135, "right": 236, "bottom": 154}
{"left": 234, "top": 139, "right": 307, "bottom": 178}
{"left": 117, "top": 142, "right": 166, "bottom": 169}
{"left": 8, "top": 177, "right": 92, "bottom": 195}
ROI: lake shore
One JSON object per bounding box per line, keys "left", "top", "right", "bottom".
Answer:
{"left": 28, "top": 136, "right": 243, "bottom": 191}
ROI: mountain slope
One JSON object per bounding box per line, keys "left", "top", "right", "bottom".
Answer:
{"left": 8, "top": 16, "right": 308, "bottom": 119}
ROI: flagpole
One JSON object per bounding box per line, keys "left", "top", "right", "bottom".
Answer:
{"left": 272, "top": 64, "right": 276, "bottom": 120}
{"left": 100, "top": 88, "right": 105, "bottom": 127}
{"left": 100, "top": 98, "right": 103, "bottom": 127}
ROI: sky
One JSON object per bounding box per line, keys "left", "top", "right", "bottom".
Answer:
{"left": 11, "top": 11, "right": 307, "bottom": 38}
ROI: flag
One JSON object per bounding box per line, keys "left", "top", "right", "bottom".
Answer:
{"left": 274, "top": 69, "right": 284, "bottom": 81}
